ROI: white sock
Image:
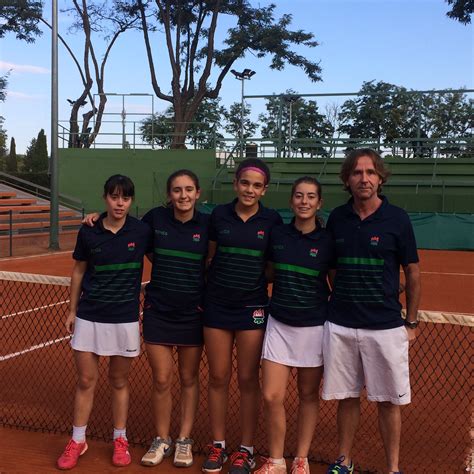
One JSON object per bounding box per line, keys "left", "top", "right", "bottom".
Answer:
{"left": 294, "top": 457, "right": 308, "bottom": 462}
{"left": 240, "top": 445, "right": 254, "bottom": 455}
{"left": 113, "top": 427, "right": 127, "bottom": 440}
{"left": 213, "top": 440, "right": 226, "bottom": 449}
{"left": 270, "top": 458, "right": 285, "bottom": 464}
{"left": 72, "top": 425, "right": 87, "bottom": 443}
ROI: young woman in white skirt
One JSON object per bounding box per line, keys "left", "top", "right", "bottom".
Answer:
{"left": 57, "top": 175, "right": 151, "bottom": 470}
{"left": 255, "top": 177, "right": 335, "bottom": 474}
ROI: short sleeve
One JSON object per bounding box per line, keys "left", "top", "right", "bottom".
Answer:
{"left": 397, "top": 213, "right": 419, "bottom": 266}
{"left": 208, "top": 208, "right": 218, "bottom": 241}
{"left": 141, "top": 209, "right": 154, "bottom": 227}
{"left": 72, "top": 227, "right": 89, "bottom": 261}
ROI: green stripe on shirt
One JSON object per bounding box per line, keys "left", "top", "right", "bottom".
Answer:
{"left": 95, "top": 262, "right": 141, "bottom": 272}
{"left": 274, "top": 262, "right": 320, "bottom": 277}
{"left": 155, "top": 248, "right": 203, "bottom": 260}
{"left": 338, "top": 257, "right": 384, "bottom": 266}
{"left": 220, "top": 246, "right": 264, "bottom": 257}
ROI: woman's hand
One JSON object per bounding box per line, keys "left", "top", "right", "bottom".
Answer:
{"left": 65, "top": 312, "right": 76, "bottom": 334}
{"left": 82, "top": 212, "right": 100, "bottom": 227}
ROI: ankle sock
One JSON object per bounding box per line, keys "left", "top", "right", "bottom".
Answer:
{"left": 72, "top": 425, "right": 87, "bottom": 443}
{"left": 113, "top": 427, "right": 127, "bottom": 440}
{"left": 270, "top": 458, "right": 285, "bottom": 464}
{"left": 240, "top": 445, "right": 254, "bottom": 455}
{"left": 213, "top": 440, "right": 226, "bottom": 449}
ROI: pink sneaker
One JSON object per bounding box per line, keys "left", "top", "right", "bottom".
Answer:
{"left": 112, "top": 437, "right": 131, "bottom": 467}
{"left": 290, "top": 457, "right": 310, "bottom": 474}
{"left": 57, "top": 439, "right": 88, "bottom": 470}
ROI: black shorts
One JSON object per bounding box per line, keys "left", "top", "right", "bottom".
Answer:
{"left": 203, "top": 300, "right": 268, "bottom": 331}
{"left": 143, "top": 307, "right": 203, "bottom": 346}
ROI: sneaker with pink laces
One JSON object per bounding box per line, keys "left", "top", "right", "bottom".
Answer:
{"left": 57, "top": 439, "right": 88, "bottom": 470}
{"left": 112, "top": 437, "right": 131, "bottom": 467}
{"left": 255, "top": 458, "right": 287, "bottom": 474}
{"left": 291, "top": 457, "right": 310, "bottom": 474}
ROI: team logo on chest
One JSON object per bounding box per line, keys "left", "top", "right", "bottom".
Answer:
{"left": 252, "top": 308, "right": 265, "bottom": 325}
{"left": 193, "top": 233, "right": 201, "bottom": 242}
{"left": 309, "top": 248, "right": 318, "bottom": 257}
{"left": 127, "top": 242, "right": 136, "bottom": 251}
{"left": 370, "top": 236, "right": 380, "bottom": 246}
{"left": 257, "top": 230, "right": 265, "bottom": 240}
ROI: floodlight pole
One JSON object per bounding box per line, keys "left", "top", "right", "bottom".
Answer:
{"left": 231, "top": 69, "right": 256, "bottom": 158}
{"left": 49, "top": 0, "right": 59, "bottom": 250}
{"left": 240, "top": 78, "right": 245, "bottom": 158}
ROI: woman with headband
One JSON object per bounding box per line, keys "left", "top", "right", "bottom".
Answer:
{"left": 202, "top": 158, "right": 283, "bottom": 474}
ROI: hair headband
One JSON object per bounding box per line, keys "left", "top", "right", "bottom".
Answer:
{"left": 237, "top": 166, "right": 268, "bottom": 184}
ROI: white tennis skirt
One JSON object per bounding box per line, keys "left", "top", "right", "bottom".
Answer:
{"left": 261, "top": 314, "right": 324, "bottom": 368}
{"left": 71, "top": 317, "right": 140, "bottom": 357}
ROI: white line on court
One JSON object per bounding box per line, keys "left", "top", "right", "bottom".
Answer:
{"left": 0, "top": 335, "right": 72, "bottom": 362}
{"left": 1, "top": 300, "right": 69, "bottom": 320}
{"left": 0, "top": 250, "right": 71, "bottom": 262}
{"left": 420, "top": 271, "right": 473, "bottom": 276}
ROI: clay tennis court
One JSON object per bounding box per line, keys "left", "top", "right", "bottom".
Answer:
{"left": 0, "top": 249, "right": 472, "bottom": 473}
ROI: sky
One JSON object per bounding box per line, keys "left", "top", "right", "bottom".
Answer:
{"left": 0, "top": 0, "right": 473, "bottom": 154}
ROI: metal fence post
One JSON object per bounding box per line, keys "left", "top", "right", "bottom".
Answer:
{"left": 9, "top": 210, "right": 13, "bottom": 257}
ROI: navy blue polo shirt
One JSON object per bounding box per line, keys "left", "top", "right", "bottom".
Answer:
{"left": 269, "top": 222, "right": 334, "bottom": 327}
{"left": 73, "top": 214, "right": 152, "bottom": 324}
{"left": 142, "top": 206, "right": 209, "bottom": 312}
{"left": 206, "top": 199, "right": 283, "bottom": 307}
{"left": 327, "top": 196, "right": 419, "bottom": 330}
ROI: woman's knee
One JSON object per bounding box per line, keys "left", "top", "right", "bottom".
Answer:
{"left": 179, "top": 370, "right": 199, "bottom": 390}
{"left": 208, "top": 370, "right": 231, "bottom": 390}
{"left": 238, "top": 371, "right": 260, "bottom": 392}
{"left": 262, "top": 388, "right": 285, "bottom": 407}
{"left": 152, "top": 372, "right": 173, "bottom": 394}
{"left": 77, "top": 372, "right": 98, "bottom": 391}
{"left": 108, "top": 372, "right": 130, "bottom": 390}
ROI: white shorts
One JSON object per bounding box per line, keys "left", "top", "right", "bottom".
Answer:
{"left": 321, "top": 321, "right": 410, "bottom": 405}
{"left": 261, "top": 314, "right": 324, "bottom": 368}
{"left": 71, "top": 317, "right": 141, "bottom": 357}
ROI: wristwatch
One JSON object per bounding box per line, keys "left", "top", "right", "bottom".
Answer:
{"left": 404, "top": 319, "right": 419, "bottom": 329}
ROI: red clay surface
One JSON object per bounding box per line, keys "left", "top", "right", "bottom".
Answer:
{"left": 0, "top": 249, "right": 472, "bottom": 473}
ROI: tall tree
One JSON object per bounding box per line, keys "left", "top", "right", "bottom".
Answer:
{"left": 0, "top": 0, "right": 43, "bottom": 42}
{"left": 445, "top": 0, "right": 473, "bottom": 24}
{"left": 120, "top": 1, "right": 321, "bottom": 148}
{"left": 6, "top": 137, "right": 18, "bottom": 173}
{"left": 259, "top": 90, "right": 304, "bottom": 157}
{"left": 23, "top": 129, "right": 49, "bottom": 173}
{"left": 141, "top": 98, "right": 225, "bottom": 149}
{"left": 292, "top": 100, "right": 334, "bottom": 157}
{"left": 54, "top": 1, "right": 140, "bottom": 148}
{"left": 223, "top": 102, "right": 257, "bottom": 142}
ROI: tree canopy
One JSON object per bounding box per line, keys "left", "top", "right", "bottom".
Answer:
{"left": 118, "top": 0, "right": 321, "bottom": 147}
{"left": 0, "top": 0, "right": 43, "bottom": 42}
{"left": 445, "top": 0, "right": 473, "bottom": 24}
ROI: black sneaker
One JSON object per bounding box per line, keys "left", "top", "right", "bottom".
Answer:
{"left": 326, "top": 456, "right": 354, "bottom": 474}
{"left": 202, "top": 444, "right": 228, "bottom": 473}
{"left": 229, "top": 447, "right": 256, "bottom": 474}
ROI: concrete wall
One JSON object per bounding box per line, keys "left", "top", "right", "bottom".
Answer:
{"left": 59, "top": 149, "right": 216, "bottom": 213}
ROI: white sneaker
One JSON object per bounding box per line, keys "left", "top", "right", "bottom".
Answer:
{"left": 141, "top": 437, "right": 173, "bottom": 466}
{"left": 174, "top": 437, "right": 194, "bottom": 467}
